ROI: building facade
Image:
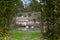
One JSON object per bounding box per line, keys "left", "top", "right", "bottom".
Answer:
{"left": 16, "top": 16, "right": 40, "bottom": 28}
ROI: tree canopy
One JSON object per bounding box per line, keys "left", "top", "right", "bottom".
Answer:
{"left": 40, "top": 0, "right": 60, "bottom": 40}
{"left": 0, "top": 0, "right": 23, "bottom": 40}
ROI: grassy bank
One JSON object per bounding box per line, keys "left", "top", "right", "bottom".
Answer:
{"left": 9, "top": 30, "right": 41, "bottom": 40}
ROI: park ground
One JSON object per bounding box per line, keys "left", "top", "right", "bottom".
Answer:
{"left": 8, "top": 30, "right": 60, "bottom": 40}
{"left": 8, "top": 30, "right": 41, "bottom": 40}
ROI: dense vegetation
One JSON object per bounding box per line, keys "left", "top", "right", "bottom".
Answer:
{"left": 0, "top": 0, "right": 23, "bottom": 40}
{"left": 41, "top": 0, "right": 60, "bottom": 40}
{"left": 0, "top": 0, "right": 60, "bottom": 40}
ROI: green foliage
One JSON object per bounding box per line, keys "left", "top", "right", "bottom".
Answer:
{"left": 29, "top": 0, "right": 41, "bottom": 11}
{"left": 41, "top": 0, "right": 60, "bottom": 40}
{"left": 29, "top": 0, "right": 60, "bottom": 40}
{"left": 0, "top": 0, "right": 23, "bottom": 40}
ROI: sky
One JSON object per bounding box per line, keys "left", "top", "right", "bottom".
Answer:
{"left": 21, "top": 0, "right": 31, "bottom": 7}
{"left": 21, "top": 0, "right": 30, "bottom": 4}
{"left": 21, "top": 0, "right": 40, "bottom": 8}
{"left": 21, "top": 0, "right": 40, "bottom": 4}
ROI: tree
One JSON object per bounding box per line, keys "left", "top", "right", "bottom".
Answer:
{"left": 0, "top": 0, "right": 23, "bottom": 40}
{"left": 29, "top": 0, "right": 41, "bottom": 12}
{"left": 41, "top": 0, "right": 60, "bottom": 40}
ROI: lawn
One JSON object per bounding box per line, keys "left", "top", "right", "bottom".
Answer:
{"left": 9, "top": 30, "right": 41, "bottom": 40}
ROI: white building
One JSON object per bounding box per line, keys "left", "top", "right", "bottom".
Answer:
{"left": 16, "top": 16, "right": 40, "bottom": 28}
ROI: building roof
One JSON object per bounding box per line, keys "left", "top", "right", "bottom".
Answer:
{"left": 16, "top": 16, "right": 29, "bottom": 22}
{"left": 16, "top": 16, "right": 35, "bottom": 21}
{"left": 16, "top": 16, "right": 40, "bottom": 26}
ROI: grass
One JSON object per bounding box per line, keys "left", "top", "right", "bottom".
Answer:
{"left": 9, "top": 30, "right": 41, "bottom": 40}
{"left": 29, "top": 32, "right": 40, "bottom": 39}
